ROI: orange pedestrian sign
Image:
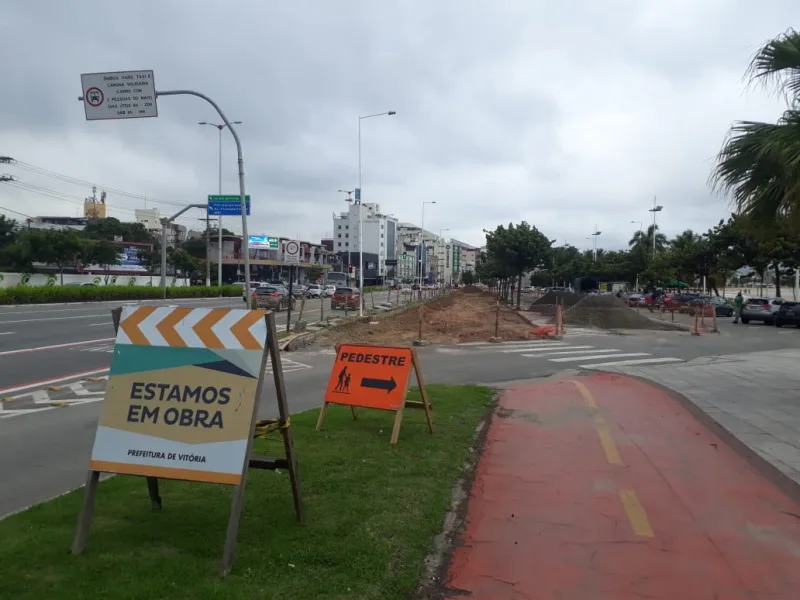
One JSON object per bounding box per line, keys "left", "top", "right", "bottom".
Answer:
{"left": 318, "top": 344, "right": 433, "bottom": 444}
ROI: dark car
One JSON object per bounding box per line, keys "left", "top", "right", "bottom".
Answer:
{"left": 253, "top": 285, "right": 295, "bottom": 311}
{"left": 331, "top": 286, "right": 361, "bottom": 310}
{"left": 689, "top": 296, "right": 734, "bottom": 317}
{"left": 774, "top": 301, "right": 800, "bottom": 328}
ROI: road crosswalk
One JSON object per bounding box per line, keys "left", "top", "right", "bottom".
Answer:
{"left": 463, "top": 340, "right": 683, "bottom": 369}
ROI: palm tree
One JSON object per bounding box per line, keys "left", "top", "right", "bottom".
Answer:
{"left": 628, "top": 224, "right": 668, "bottom": 255}
{"left": 711, "top": 29, "right": 800, "bottom": 222}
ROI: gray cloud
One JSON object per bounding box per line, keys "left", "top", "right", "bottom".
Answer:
{"left": 0, "top": 0, "right": 796, "bottom": 250}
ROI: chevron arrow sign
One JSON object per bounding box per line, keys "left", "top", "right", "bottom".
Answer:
{"left": 117, "top": 306, "right": 268, "bottom": 350}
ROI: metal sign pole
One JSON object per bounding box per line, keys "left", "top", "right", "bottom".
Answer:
{"left": 156, "top": 90, "right": 252, "bottom": 306}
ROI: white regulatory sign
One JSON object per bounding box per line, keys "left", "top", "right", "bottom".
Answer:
{"left": 80, "top": 70, "right": 158, "bottom": 121}
{"left": 284, "top": 240, "right": 300, "bottom": 264}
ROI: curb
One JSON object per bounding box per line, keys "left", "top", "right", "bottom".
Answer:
{"left": 281, "top": 332, "right": 317, "bottom": 351}
{"left": 0, "top": 296, "right": 234, "bottom": 308}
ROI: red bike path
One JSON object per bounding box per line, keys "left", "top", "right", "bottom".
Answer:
{"left": 444, "top": 373, "right": 800, "bottom": 599}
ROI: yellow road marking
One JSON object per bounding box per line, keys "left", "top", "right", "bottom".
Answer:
{"left": 619, "top": 489, "right": 655, "bottom": 537}
{"left": 571, "top": 380, "right": 622, "bottom": 465}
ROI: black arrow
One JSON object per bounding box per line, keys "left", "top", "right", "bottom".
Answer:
{"left": 361, "top": 376, "right": 397, "bottom": 393}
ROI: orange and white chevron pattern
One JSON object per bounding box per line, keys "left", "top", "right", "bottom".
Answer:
{"left": 116, "top": 306, "right": 268, "bottom": 350}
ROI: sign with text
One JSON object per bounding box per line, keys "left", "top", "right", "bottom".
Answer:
{"left": 318, "top": 344, "right": 433, "bottom": 444}
{"left": 89, "top": 305, "right": 269, "bottom": 485}
{"left": 81, "top": 70, "right": 158, "bottom": 121}
{"left": 208, "top": 195, "right": 251, "bottom": 216}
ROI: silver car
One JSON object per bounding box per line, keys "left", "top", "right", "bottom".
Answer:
{"left": 739, "top": 298, "right": 784, "bottom": 324}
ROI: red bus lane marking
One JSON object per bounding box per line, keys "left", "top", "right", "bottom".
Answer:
{"left": 445, "top": 374, "right": 800, "bottom": 599}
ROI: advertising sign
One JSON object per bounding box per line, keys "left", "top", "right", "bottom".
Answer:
{"left": 247, "top": 235, "right": 279, "bottom": 249}
{"left": 208, "top": 195, "right": 251, "bottom": 216}
{"left": 88, "top": 306, "right": 269, "bottom": 485}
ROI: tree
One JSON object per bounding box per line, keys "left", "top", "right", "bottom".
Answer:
{"left": 461, "top": 270, "right": 475, "bottom": 285}
{"left": 484, "top": 222, "right": 551, "bottom": 308}
{"left": 711, "top": 29, "right": 800, "bottom": 223}
{"left": 307, "top": 265, "right": 324, "bottom": 283}
{"left": 170, "top": 248, "right": 198, "bottom": 282}
{"left": 0, "top": 215, "right": 17, "bottom": 250}
{"left": 85, "top": 241, "right": 121, "bottom": 277}
{"left": 628, "top": 224, "right": 668, "bottom": 260}
{"left": 33, "top": 230, "right": 87, "bottom": 284}
{"left": 82, "top": 217, "right": 155, "bottom": 243}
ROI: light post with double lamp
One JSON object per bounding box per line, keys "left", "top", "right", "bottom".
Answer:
{"left": 199, "top": 120, "right": 242, "bottom": 287}
{"left": 648, "top": 197, "right": 663, "bottom": 260}
{"left": 590, "top": 226, "right": 602, "bottom": 262}
{"left": 338, "top": 189, "right": 355, "bottom": 285}
{"left": 419, "top": 201, "right": 436, "bottom": 295}
{"left": 630, "top": 220, "right": 643, "bottom": 291}
{"left": 358, "top": 111, "right": 396, "bottom": 317}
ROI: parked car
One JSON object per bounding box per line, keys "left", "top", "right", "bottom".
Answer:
{"left": 331, "top": 286, "right": 361, "bottom": 310}
{"left": 253, "top": 285, "right": 296, "bottom": 311}
{"left": 625, "top": 293, "right": 645, "bottom": 307}
{"left": 289, "top": 283, "right": 306, "bottom": 297}
{"left": 774, "top": 301, "right": 800, "bottom": 328}
{"left": 240, "top": 281, "right": 264, "bottom": 302}
{"left": 323, "top": 284, "right": 336, "bottom": 297}
{"left": 738, "top": 298, "right": 783, "bottom": 325}
{"left": 688, "top": 295, "right": 734, "bottom": 317}
{"left": 305, "top": 284, "right": 325, "bottom": 298}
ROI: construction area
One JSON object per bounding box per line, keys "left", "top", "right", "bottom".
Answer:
{"left": 320, "top": 286, "right": 537, "bottom": 346}
{"left": 528, "top": 291, "right": 685, "bottom": 332}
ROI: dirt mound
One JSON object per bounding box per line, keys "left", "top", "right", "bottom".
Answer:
{"left": 322, "top": 290, "right": 536, "bottom": 345}
{"left": 564, "top": 294, "right": 683, "bottom": 331}
{"left": 459, "top": 285, "right": 486, "bottom": 294}
{"left": 532, "top": 290, "right": 581, "bottom": 307}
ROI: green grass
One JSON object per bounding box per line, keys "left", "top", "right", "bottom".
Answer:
{"left": 0, "top": 385, "right": 493, "bottom": 600}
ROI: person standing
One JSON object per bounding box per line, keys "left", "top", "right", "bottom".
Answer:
{"left": 733, "top": 292, "right": 744, "bottom": 323}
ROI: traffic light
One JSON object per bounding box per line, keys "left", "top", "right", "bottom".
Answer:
{"left": 402, "top": 252, "right": 407, "bottom": 260}
{"left": 348, "top": 265, "right": 354, "bottom": 274}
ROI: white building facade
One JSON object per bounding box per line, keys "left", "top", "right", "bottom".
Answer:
{"left": 332, "top": 202, "right": 397, "bottom": 277}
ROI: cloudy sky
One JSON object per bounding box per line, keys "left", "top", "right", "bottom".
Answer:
{"left": 0, "top": 1, "right": 794, "bottom": 251}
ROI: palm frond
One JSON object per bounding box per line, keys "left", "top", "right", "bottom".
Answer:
{"left": 746, "top": 28, "right": 800, "bottom": 100}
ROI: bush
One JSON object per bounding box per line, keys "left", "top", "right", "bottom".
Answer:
{"left": 0, "top": 285, "right": 242, "bottom": 305}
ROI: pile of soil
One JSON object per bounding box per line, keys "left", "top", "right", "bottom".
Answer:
{"left": 459, "top": 285, "right": 487, "bottom": 295}
{"left": 321, "top": 289, "right": 536, "bottom": 346}
{"left": 528, "top": 290, "right": 581, "bottom": 314}
{"left": 564, "top": 295, "right": 683, "bottom": 331}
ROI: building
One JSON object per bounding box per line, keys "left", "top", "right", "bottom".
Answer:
{"left": 396, "top": 222, "right": 438, "bottom": 283}
{"left": 83, "top": 187, "right": 107, "bottom": 219}
{"left": 26, "top": 216, "right": 88, "bottom": 231}
{"left": 135, "top": 208, "right": 186, "bottom": 247}
{"left": 449, "top": 239, "right": 478, "bottom": 283}
{"left": 208, "top": 235, "right": 335, "bottom": 284}
{"left": 332, "top": 202, "right": 397, "bottom": 281}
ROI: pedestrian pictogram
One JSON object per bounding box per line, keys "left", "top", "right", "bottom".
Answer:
{"left": 86, "top": 87, "right": 104, "bottom": 107}
{"left": 317, "top": 343, "right": 433, "bottom": 445}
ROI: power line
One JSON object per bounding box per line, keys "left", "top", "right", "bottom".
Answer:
{"left": 0, "top": 205, "right": 33, "bottom": 219}
{"left": 4, "top": 157, "right": 187, "bottom": 209}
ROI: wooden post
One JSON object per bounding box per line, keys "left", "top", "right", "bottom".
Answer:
{"left": 411, "top": 349, "right": 434, "bottom": 434}
{"left": 494, "top": 298, "right": 500, "bottom": 338}
{"left": 298, "top": 294, "right": 306, "bottom": 323}
{"left": 418, "top": 303, "right": 424, "bottom": 341}
{"left": 371, "top": 291, "right": 376, "bottom": 310}
{"left": 711, "top": 305, "right": 718, "bottom": 332}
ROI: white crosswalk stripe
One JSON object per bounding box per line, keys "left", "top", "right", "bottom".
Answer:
{"left": 453, "top": 339, "right": 684, "bottom": 369}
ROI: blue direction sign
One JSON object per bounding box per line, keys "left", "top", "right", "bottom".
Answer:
{"left": 208, "top": 195, "right": 251, "bottom": 216}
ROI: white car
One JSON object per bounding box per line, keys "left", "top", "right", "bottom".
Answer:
{"left": 305, "top": 284, "right": 324, "bottom": 298}
{"left": 323, "top": 285, "right": 336, "bottom": 297}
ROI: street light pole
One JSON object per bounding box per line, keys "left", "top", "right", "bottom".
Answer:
{"left": 200, "top": 120, "right": 242, "bottom": 286}
{"left": 338, "top": 189, "right": 354, "bottom": 285}
{"left": 630, "top": 221, "right": 643, "bottom": 291}
{"left": 439, "top": 228, "right": 449, "bottom": 285}
{"left": 649, "top": 197, "right": 664, "bottom": 260}
{"left": 591, "top": 226, "right": 602, "bottom": 262}
{"left": 420, "top": 201, "right": 436, "bottom": 291}
{"left": 357, "top": 111, "right": 396, "bottom": 317}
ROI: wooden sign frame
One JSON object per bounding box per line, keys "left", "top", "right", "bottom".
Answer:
{"left": 70, "top": 308, "right": 303, "bottom": 576}
{"left": 316, "top": 344, "right": 433, "bottom": 445}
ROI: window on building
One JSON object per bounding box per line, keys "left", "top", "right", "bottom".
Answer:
{"left": 345, "top": 234, "right": 349, "bottom": 238}
{"left": 337, "top": 242, "right": 342, "bottom": 247}
{"left": 345, "top": 225, "right": 349, "bottom": 230}
{"left": 337, "top": 234, "right": 341, "bottom": 238}
{"left": 337, "top": 224, "right": 342, "bottom": 229}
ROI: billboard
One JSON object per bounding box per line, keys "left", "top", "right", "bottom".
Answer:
{"left": 82, "top": 241, "right": 152, "bottom": 273}
{"left": 248, "top": 235, "right": 279, "bottom": 249}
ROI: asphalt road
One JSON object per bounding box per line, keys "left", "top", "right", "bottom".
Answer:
{"left": 2, "top": 301, "right": 800, "bottom": 518}
{"left": 0, "top": 291, "right": 395, "bottom": 392}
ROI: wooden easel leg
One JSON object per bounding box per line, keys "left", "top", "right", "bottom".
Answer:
{"left": 221, "top": 482, "right": 248, "bottom": 577}
{"left": 390, "top": 404, "right": 405, "bottom": 445}
{"left": 315, "top": 402, "right": 329, "bottom": 431}
{"left": 146, "top": 477, "right": 162, "bottom": 510}
{"left": 350, "top": 406, "right": 358, "bottom": 420}
{"left": 412, "top": 350, "right": 434, "bottom": 434}
{"left": 71, "top": 470, "right": 100, "bottom": 555}
{"left": 267, "top": 312, "right": 305, "bottom": 523}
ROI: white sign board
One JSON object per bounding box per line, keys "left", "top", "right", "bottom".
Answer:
{"left": 284, "top": 240, "right": 300, "bottom": 264}
{"left": 81, "top": 70, "right": 158, "bottom": 121}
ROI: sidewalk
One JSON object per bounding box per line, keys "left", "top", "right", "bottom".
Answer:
{"left": 443, "top": 374, "right": 800, "bottom": 599}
